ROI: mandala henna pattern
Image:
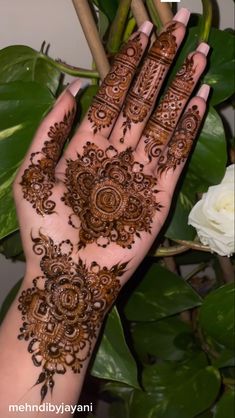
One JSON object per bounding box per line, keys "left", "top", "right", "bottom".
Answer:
{"left": 20, "top": 109, "right": 75, "bottom": 216}
{"left": 144, "top": 56, "right": 196, "bottom": 160}
{"left": 88, "top": 33, "right": 143, "bottom": 134}
{"left": 120, "top": 23, "right": 178, "bottom": 143}
{"left": 157, "top": 105, "right": 201, "bottom": 174}
{"left": 62, "top": 142, "right": 161, "bottom": 249}
{"left": 18, "top": 231, "right": 126, "bottom": 402}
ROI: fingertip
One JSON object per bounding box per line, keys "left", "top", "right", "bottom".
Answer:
{"left": 53, "top": 79, "right": 82, "bottom": 108}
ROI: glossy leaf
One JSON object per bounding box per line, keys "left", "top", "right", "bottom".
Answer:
{"left": 93, "top": 0, "right": 119, "bottom": 22}
{"left": 199, "top": 283, "right": 235, "bottom": 350}
{"left": 0, "top": 279, "right": 22, "bottom": 324}
{"left": 140, "top": 354, "right": 221, "bottom": 418}
{"left": 0, "top": 81, "right": 54, "bottom": 239}
{"left": 131, "top": 316, "right": 197, "bottom": 362}
{"left": 124, "top": 264, "right": 202, "bottom": 321}
{"left": 214, "top": 389, "right": 235, "bottom": 418}
{"left": 91, "top": 306, "right": 139, "bottom": 388}
{"left": 213, "top": 349, "right": 235, "bottom": 369}
{"left": 0, "top": 230, "right": 23, "bottom": 258}
{"left": 0, "top": 46, "right": 61, "bottom": 95}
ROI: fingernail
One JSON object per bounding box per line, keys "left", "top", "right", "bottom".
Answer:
{"left": 139, "top": 21, "right": 153, "bottom": 37}
{"left": 196, "top": 42, "right": 210, "bottom": 56}
{"left": 197, "top": 84, "right": 210, "bottom": 101}
{"left": 173, "top": 8, "right": 191, "bottom": 26}
{"left": 54, "top": 79, "right": 81, "bottom": 106}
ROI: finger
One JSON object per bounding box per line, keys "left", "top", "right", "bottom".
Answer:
{"left": 155, "top": 84, "right": 210, "bottom": 199}
{"left": 136, "top": 42, "right": 210, "bottom": 166}
{"left": 109, "top": 8, "right": 191, "bottom": 150}
{"left": 14, "top": 80, "right": 81, "bottom": 216}
{"left": 76, "top": 21, "right": 153, "bottom": 139}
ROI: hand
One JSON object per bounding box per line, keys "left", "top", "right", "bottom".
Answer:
{"left": 13, "top": 8, "right": 210, "bottom": 402}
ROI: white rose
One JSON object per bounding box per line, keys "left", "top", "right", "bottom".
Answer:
{"left": 188, "top": 165, "right": 235, "bottom": 257}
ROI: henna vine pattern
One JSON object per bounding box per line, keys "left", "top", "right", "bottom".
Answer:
{"left": 18, "top": 231, "right": 126, "bottom": 402}
{"left": 144, "top": 56, "right": 196, "bottom": 160}
{"left": 157, "top": 105, "right": 201, "bottom": 174}
{"left": 120, "top": 23, "right": 178, "bottom": 143}
{"left": 62, "top": 142, "right": 161, "bottom": 249}
{"left": 88, "top": 33, "right": 143, "bottom": 134}
{"left": 20, "top": 109, "right": 75, "bottom": 216}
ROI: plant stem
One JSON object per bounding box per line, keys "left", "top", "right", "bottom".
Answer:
{"left": 223, "top": 377, "right": 235, "bottom": 386}
{"left": 146, "top": 0, "right": 163, "bottom": 30}
{"left": 184, "top": 263, "right": 208, "bottom": 281}
{"left": 151, "top": 244, "right": 189, "bottom": 257}
{"left": 72, "top": 0, "right": 110, "bottom": 79}
{"left": 40, "top": 55, "right": 100, "bottom": 79}
{"left": 131, "top": 0, "right": 150, "bottom": 27}
{"left": 174, "top": 239, "right": 211, "bottom": 252}
{"left": 217, "top": 255, "right": 235, "bottom": 283}
{"left": 199, "top": 0, "right": 213, "bottom": 42}
{"left": 123, "top": 17, "right": 136, "bottom": 42}
{"left": 152, "top": 0, "right": 173, "bottom": 26}
{"left": 107, "top": 0, "right": 132, "bottom": 53}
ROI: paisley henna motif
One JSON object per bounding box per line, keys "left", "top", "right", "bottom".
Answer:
{"left": 144, "top": 56, "right": 196, "bottom": 160}
{"left": 157, "top": 105, "right": 201, "bottom": 174}
{"left": 120, "top": 23, "right": 178, "bottom": 143}
{"left": 18, "top": 231, "right": 126, "bottom": 401}
{"left": 20, "top": 109, "right": 75, "bottom": 216}
{"left": 62, "top": 143, "right": 161, "bottom": 249}
{"left": 88, "top": 33, "right": 143, "bottom": 134}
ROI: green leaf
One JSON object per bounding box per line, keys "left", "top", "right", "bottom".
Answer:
{"left": 140, "top": 354, "right": 221, "bottom": 418}
{"left": 214, "top": 389, "right": 235, "bottom": 418}
{"left": 0, "top": 81, "right": 54, "bottom": 239}
{"left": 199, "top": 283, "right": 235, "bottom": 350}
{"left": 131, "top": 316, "right": 197, "bottom": 362}
{"left": 79, "top": 85, "right": 99, "bottom": 120}
{"left": 91, "top": 306, "right": 139, "bottom": 388}
{"left": 0, "top": 46, "right": 61, "bottom": 95}
{"left": 0, "top": 279, "right": 22, "bottom": 324}
{"left": 166, "top": 107, "right": 227, "bottom": 241}
{"left": 0, "top": 230, "right": 23, "bottom": 258}
{"left": 213, "top": 349, "right": 235, "bottom": 369}
{"left": 205, "top": 28, "right": 235, "bottom": 105}
{"left": 94, "top": 0, "right": 119, "bottom": 22}
{"left": 124, "top": 264, "right": 202, "bottom": 321}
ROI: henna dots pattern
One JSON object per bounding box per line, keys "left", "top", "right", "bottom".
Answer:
{"left": 18, "top": 232, "right": 126, "bottom": 401}
{"left": 62, "top": 142, "right": 162, "bottom": 249}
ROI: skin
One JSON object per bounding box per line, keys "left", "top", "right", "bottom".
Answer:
{"left": 0, "top": 13, "right": 209, "bottom": 418}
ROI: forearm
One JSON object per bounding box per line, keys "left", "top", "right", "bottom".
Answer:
{"left": 0, "top": 245, "right": 118, "bottom": 418}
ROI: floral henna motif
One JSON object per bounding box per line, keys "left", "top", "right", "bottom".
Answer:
{"left": 18, "top": 231, "right": 126, "bottom": 402}
{"left": 20, "top": 109, "right": 75, "bottom": 216}
{"left": 144, "top": 56, "right": 196, "bottom": 160}
{"left": 62, "top": 143, "right": 161, "bottom": 249}
{"left": 120, "top": 23, "right": 178, "bottom": 143}
{"left": 157, "top": 105, "right": 201, "bottom": 174}
{"left": 88, "top": 33, "right": 143, "bottom": 134}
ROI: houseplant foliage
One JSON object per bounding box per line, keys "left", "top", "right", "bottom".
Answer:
{"left": 0, "top": 1, "right": 234, "bottom": 417}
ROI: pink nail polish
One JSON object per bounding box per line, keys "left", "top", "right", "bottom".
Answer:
{"left": 54, "top": 79, "right": 81, "bottom": 106}
{"left": 173, "top": 8, "right": 191, "bottom": 25}
{"left": 67, "top": 79, "right": 82, "bottom": 97}
{"left": 197, "top": 84, "right": 210, "bottom": 101}
{"left": 196, "top": 42, "right": 210, "bottom": 56}
{"left": 139, "top": 21, "right": 153, "bottom": 37}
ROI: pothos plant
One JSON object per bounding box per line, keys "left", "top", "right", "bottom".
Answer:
{"left": 0, "top": 0, "right": 234, "bottom": 417}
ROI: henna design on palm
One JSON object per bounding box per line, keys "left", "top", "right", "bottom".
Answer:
{"left": 62, "top": 142, "right": 162, "bottom": 249}
{"left": 18, "top": 231, "right": 127, "bottom": 402}
{"left": 20, "top": 109, "right": 75, "bottom": 215}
